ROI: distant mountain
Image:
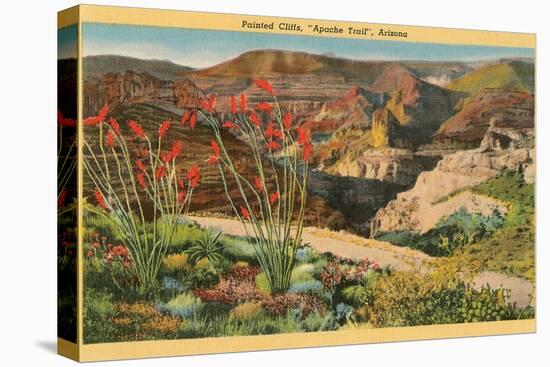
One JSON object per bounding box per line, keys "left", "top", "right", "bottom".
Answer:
{"left": 446, "top": 61, "right": 534, "bottom": 99}
{"left": 185, "top": 49, "right": 389, "bottom": 83}
{"left": 369, "top": 63, "right": 458, "bottom": 138}
{"left": 83, "top": 55, "right": 193, "bottom": 80}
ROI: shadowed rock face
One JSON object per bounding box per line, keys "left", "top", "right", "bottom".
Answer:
{"left": 434, "top": 89, "right": 534, "bottom": 146}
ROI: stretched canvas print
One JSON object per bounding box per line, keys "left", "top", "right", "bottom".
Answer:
{"left": 57, "top": 5, "right": 536, "bottom": 362}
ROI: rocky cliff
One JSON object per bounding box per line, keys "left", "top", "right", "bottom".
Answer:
{"left": 433, "top": 89, "right": 534, "bottom": 146}
{"left": 372, "top": 121, "right": 534, "bottom": 234}
{"left": 324, "top": 148, "right": 438, "bottom": 186}
{"left": 83, "top": 70, "right": 203, "bottom": 116}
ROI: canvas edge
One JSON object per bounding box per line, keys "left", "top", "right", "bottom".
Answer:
{"left": 56, "top": 3, "right": 537, "bottom": 362}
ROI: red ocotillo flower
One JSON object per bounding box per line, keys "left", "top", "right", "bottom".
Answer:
{"left": 254, "top": 176, "right": 263, "bottom": 191}
{"left": 189, "top": 112, "right": 197, "bottom": 129}
{"left": 159, "top": 120, "right": 171, "bottom": 138}
{"left": 105, "top": 130, "right": 115, "bottom": 148}
{"left": 161, "top": 151, "right": 173, "bottom": 163}
{"left": 155, "top": 165, "right": 166, "bottom": 179}
{"left": 135, "top": 159, "right": 146, "bottom": 172}
{"left": 249, "top": 111, "right": 261, "bottom": 127}
{"left": 58, "top": 111, "right": 76, "bottom": 127}
{"left": 128, "top": 120, "right": 146, "bottom": 138}
{"left": 209, "top": 94, "right": 216, "bottom": 110}
{"left": 222, "top": 121, "right": 239, "bottom": 129}
{"left": 240, "top": 93, "right": 247, "bottom": 112}
{"left": 296, "top": 127, "right": 311, "bottom": 145}
{"left": 187, "top": 165, "right": 201, "bottom": 188}
{"left": 97, "top": 105, "right": 109, "bottom": 121}
{"left": 181, "top": 110, "right": 191, "bottom": 125}
{"left": 57, "top": 190, "right": 68, "bottom": 208}
{"left": 177, "top": 178, "right": 185, "bottom": 189}
{"left": 83, "top": 115, "right": 100, "bottom": 126}
{"left": 199, "top": 94, "right": 216, "bottom": 112}
{"left": 266, "top": 140, "right": 281, "bottom": 151}
{"left": 254, "top": 79, "right": 273, "bottom": 95}
{"left": 230, "top": 95, "right": 237, "bottom": 114}
{"left": 255, "top": 101, "right": 273, "bottom": 113}
{"left": 269, "top": 191, "right": 280, "bottom": 205}
{"left": 303, "top": 142, "right": 314, "bottom": 162}
{"left": 240, "top": 206, "right": 251, "bottom": 221}
{"left": 170, "top": 141, "right": 182, "bottom": 160}
{"left": 177, "top": 190, "right": 187, "bottom": 204}
{"left": 206, "top": 140, "right": 220, "bottom": 165}
{"left": 136, "top": 172, "right": 147, "bottom": 189}
{"left": 94, "top": 190, "right": 106, "bottom": 209}
{"left": 265, "top": 121, "right": 283, "bottom": 139}
{"left": 108, "top": 117, "right": 120, "bottom": 134}
{"left": 284, "top": 112, "right": 292, "bottom": 130}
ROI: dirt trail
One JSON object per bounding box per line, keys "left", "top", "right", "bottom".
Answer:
{"left": 188, "top": 215, "right": 534, "bottom": 308}
{"left": 188, "top": 216, "right": 433, "bottom": 272}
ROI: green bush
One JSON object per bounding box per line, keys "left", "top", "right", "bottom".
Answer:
{"left": 160, "top": 293, "right": 203, "bottom": 318}
{"left": 376, "top": 208, "right": 505, "bottom": 256}
{"left": 367, "top": 266, "right": 533, "bottom": 328}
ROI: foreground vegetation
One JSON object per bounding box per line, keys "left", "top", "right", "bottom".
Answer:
{"left": 82, "top": 210, "right": 533, "bottom": 343}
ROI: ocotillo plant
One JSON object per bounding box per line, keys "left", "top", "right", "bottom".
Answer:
{"left": 194, "top": 79, "right": 313, "bottom": 294}
{"left": 57, "top": 110, "right": 77, "bottom": 213}
{"left": 82, "top": 106, "right": 199, "bottom": 293}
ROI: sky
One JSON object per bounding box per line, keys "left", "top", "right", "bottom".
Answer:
{"left": 72, "top": 23, "right": 534, "bottom": 68}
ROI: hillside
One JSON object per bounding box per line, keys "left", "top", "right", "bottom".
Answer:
{"left": 184, "top": 49, "right": 389, "bottom": 82}
{"left": 83, "top": 55, "right": 193, "bottom": 80}
{"left": 82, "top": 103, "right": 346, "bottom": 229}
{"left": 446, "top": 61, "right": 534, "bottom": 99}
{"left": 433, "top": 89, "right": 534, "bottom": 146}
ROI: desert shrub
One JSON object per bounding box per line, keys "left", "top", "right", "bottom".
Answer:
{"left": 178, "top": 315, "right": 216, "bottom": 338}
{"left": 459, "top": 286, "right": 534, "bottom": 322}
{"left": 83, "top": 290, "right": 116, "bottom": 343}
{"left": 160, "top": 293, "right": 203, "bottom": 318}
{"left": 368, "top": 270, "right": 465, "bottom": 327}
{"left": 221, "top": 236, "right": 257, "bottom": 263}
{"left": 194, "top": 278, "right": 265, "bottom": 304}
{"left": 162, "top": 252, "right": 191, "bottom": 274}
{"left": 229, "top": 302, "right": 264, "bottom": 321}
{"left": 301, "top": 311, "right": 339, "bottom": 332}
{"left": 288, "top": 280, "right": 324, "bottom": 295}
{"left": 225, "top": 263, "right": 261, "bottom": 282}
{"left": 294, "top": 245, "right": 321, "bottom": 264}
{"left": 261, "top": 293, "right": 324, "bottom": 317}
{"left": 187, "top": 265, "right": 220, "bottom": 289}
{"left": 256, "top": 267, "right": 315, "bottom": 294}
{"left": 376, "top": 208, "right": 505, "bottom": 257}
{"left": 341, "top": 285, "right": 370, "bottom": 307}
{"left": 164, "top": 223, "right": 205, "bottom": 253}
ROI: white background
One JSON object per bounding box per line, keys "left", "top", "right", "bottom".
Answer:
{"left": 0, "top": 0, "right": 547, "bottom": 365}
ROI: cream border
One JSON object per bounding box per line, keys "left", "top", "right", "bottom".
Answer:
{"left": 73, "top": 4, "right": 535, "bottom": 48}
{"left": 78, "top": 319, "right": 535, "bottom": 362}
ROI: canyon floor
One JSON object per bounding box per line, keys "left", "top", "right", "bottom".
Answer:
{"left": 188, "top": 215, "right": 534, "bottom": 308}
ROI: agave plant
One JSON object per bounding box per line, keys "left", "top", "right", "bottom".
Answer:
{"left": 185, "top": 231, "right": 224, "bottom": 265}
